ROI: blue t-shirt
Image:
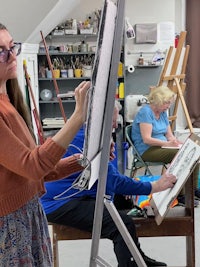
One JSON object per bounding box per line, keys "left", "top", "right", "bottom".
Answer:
{"left": 41, "top": 127, "right": 153, "bottom": 215}
{"left": 131, "top": 104, "right": 169, "bottom": 155}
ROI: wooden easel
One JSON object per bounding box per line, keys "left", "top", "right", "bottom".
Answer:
{"left": 40, "top": 31, "right": 67, "bottom": 123}
{"left": 154, "top": 31, "right": 195, "bottom": 267}
{"left": 158, "top": 31, "right": 193, "bottom": 133}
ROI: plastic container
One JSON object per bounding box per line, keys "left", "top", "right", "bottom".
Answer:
{"left": 138, "top": 53, "right": 144, "bottom": 65}
{"left": 119, "top": 82, "right": 124, "bottom": 99}
{"left": 118, "top": 62, "right": 123, "bottom": 77}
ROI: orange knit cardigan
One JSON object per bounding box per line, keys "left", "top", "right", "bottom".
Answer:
{"left": 0, "top": 94, "right": 82, "bottom": 216}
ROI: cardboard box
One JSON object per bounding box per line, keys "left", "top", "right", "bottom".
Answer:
{"left": 64, "top": 29, "right": 77, "bottom": 35}
{"left": 52, "top": 29, "right": 65, "bottom": 36}
{"left": 80, "top": 28, "right": 93, "bottom": 34}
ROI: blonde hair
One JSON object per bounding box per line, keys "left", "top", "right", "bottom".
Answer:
{"left": 148, "top": 86, "right": 175, "bottom": 106}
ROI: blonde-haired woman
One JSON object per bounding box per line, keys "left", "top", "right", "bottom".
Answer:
{"left": 131, "top": 86, "right": 200, "bottom": 206}
{"left": 131, "top": 86, "right": 180, "bottom": 163}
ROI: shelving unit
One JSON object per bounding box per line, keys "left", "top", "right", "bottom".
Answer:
{"left": 135, "top": 64, "right": 160, "bottom": 68}
{"left": 37, "top": 34, "right": 97, "bottom": 132}
{"left": 37, "top": 33, "right": 126, "bottom": 140}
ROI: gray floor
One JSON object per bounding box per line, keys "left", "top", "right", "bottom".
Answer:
{"left": 52, "top": 206, "right": 200, "bottom": 267}
{"left": 49, "top": 165, "right": 200, "bottom": 267}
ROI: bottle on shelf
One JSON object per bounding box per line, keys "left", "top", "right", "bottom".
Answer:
{"left": 118, "top": 61, "right": 123, "bottom": 77}
{"left": 118, "top": 82, "right": 125, "bottom": 99}
{"left": 80, "top": 40, "right": 88, "bottom": 52}
{"left": 138, "top": 52, "right": 144, "bottom": 66}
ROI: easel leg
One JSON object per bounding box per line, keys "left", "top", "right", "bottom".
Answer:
{"left": 185, "top": 171, "right": 195, "bottom": 267}
{"left": 174, "top": 77, "right": 194, "bottom": 133}
{"left": 104, "top": 198, "right": 147, "bottom": 267}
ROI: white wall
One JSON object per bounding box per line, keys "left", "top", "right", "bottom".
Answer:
{"left": 0, "top": 0, "right": 58, "bottom": 42}
{"left": 125, "top": 0, "right": 178, "bottom": 67}
{"left": 26, "top": 0, "right": 81, "bottom": 44}
{"left": 0, "top": 0, "right": 184, "bottom": 44}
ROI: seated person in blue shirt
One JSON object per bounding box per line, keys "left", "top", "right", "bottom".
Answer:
{"left": 41, "top": 104, "right": 176, "bottom": 267}
{"left": 131, "top": 86, "right": 200, "bottom": 205}
{"left": 131, "top": 86, "right": 181, "bottom": 164}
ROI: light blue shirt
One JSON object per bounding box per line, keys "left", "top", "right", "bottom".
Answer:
{"left": 131, "top": 104, "right": 169, "bottom": 155}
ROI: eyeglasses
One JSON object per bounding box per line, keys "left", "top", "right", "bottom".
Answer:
{"left": 163, "top": 100, "right": 174, "bottom": 106}
{"left": 0, "top": 42, "right": 21, "bottom": 63}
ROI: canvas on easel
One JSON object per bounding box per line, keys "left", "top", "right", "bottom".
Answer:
{"left": 78, "top": 1, "right": 148, "bottom": 266}
{"left": 70, "top": 0, "right": 118, "bottom": 192}
{"left": 150, "top": 133, "right": 200, "bottom": 225}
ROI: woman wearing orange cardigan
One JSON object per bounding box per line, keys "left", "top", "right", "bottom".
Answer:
{"left": 0, "top": 22, "right": 90, "bottom": 266}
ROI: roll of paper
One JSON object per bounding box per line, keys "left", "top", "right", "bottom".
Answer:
{"left": 127, "top": 65, "right": 135, "bottom": 73}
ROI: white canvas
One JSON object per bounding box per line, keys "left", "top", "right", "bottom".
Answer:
{"left": 73, "top": 0, "right": 117, "bottom": 190}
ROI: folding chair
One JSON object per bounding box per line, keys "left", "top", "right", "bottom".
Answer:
{"left": 125, "top": 124, "right": 167, "bottom": 177}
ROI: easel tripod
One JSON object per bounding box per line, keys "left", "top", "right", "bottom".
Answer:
{"left": 88, "top": 1, "right": 147, "bottom": 266}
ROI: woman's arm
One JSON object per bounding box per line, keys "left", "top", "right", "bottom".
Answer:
{"left": 52, "top": 81, "right": 90, "bottom": 149}
{"left": 140, "top": 123, "right": 168, "bottom": 146}
{"left": 165, "top": 125, "right": 182, "bottom": 145}
{"left": 44, "top": 154, "right": 84, "bottom": 182}
{"left": 0, "top": 81, "right": 90, "bottom": 181}
{"left": 140, "top": 123, "right": 181, "bottom": 147}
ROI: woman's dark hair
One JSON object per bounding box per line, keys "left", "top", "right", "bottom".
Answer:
{"left": 6, "top": 80, "right": 35, "bottom": 139}
{"left": 0, "top": 22, "right": 35, "bottom": 140}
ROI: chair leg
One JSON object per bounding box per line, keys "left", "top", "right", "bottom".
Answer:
{"left": 130, "top": 165, "right": 138, "bottom": 177}
{"left": 144, "top": 166, "right": 153, "bottom": 176}
{"left": 130, "top": 163, "right": 136, "bottom": 177}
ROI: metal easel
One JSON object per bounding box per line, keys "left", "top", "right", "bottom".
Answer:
{"left": 88, "top": 0, "right": 147, "bottom": 266}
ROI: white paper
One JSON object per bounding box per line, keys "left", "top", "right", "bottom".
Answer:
{"left": 151, "top": 135, "right": 200, "bottom": 218}
{"left": 161, "top": 144, "right": 182, "bottom": 149}
{"left": 158, "top": 21, "right": 175, "bottom": 43}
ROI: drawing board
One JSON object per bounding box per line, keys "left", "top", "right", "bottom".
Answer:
{"left": 150, "top": 133, "right": 200, "bottom": 225}
{"left": 72, "top": 0, "right": 122, "bottom": 190}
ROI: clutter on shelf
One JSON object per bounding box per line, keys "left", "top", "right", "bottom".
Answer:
{"left": 49, "top": 9, "right": 101, "bottom": 36}
{"left": 38, "top": 53, "right": 95, "bottom": 79}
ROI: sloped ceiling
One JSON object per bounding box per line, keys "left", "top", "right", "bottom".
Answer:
{"left": 0, "top": 0, "right": 82, "bottom": 44}
{"left": 0, "top": 0, "right": 58, "bottom": 42}
{"left": 0, "top": 0, "right": 102, "bottom": 44}
{"left": 26, "top": 0, "right": 81, "bottom": 44}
